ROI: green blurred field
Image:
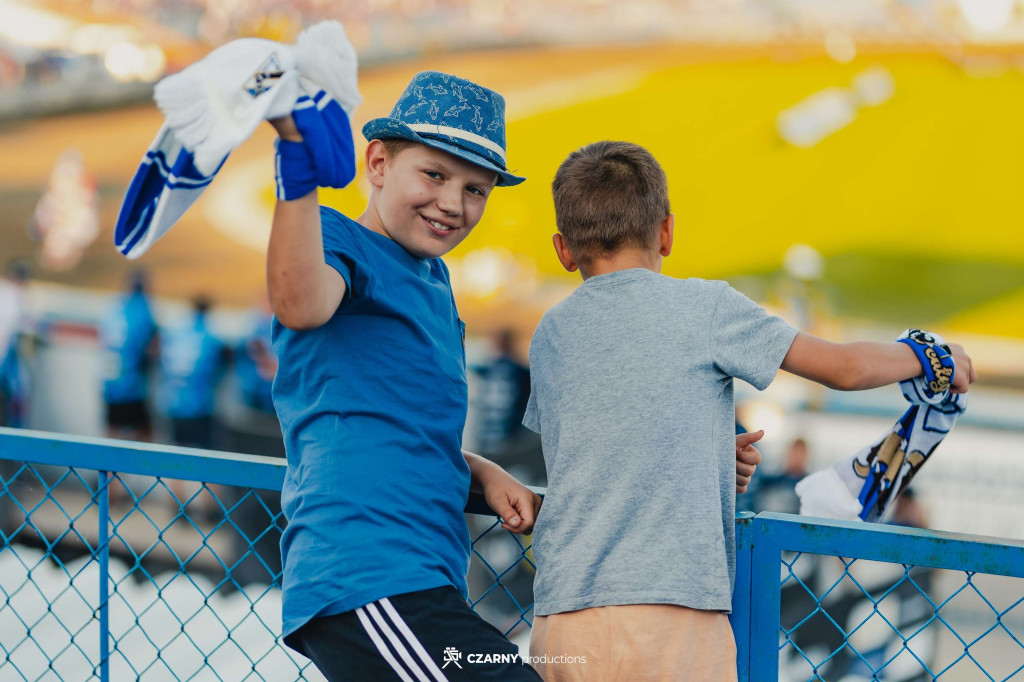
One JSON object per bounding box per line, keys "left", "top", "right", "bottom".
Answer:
{"left": 3, "top": 44, "right": 1024, "bottom": 338}
{"left": 319, "top": 50, "right": 1024, "bottom": 336}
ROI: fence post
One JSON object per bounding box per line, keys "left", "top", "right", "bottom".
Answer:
{"left": 732, "top": 512, "right": 755, "bottom": 681}
{"left": 97, "top": 470, "right": 110, "bottom": 682}
{"left": 749, "top": 515, "right": 782, "bottom": 680}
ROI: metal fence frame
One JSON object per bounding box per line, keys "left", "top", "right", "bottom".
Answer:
{"left": 733, "top": 511, "right": 1024, "bottom": 681}
{"left": 4, "top": 427, "right": 1024, "bottom": 681}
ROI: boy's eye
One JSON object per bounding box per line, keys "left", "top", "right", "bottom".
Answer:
{"left": 424, "top": 170, "right": 443, "bottom": 180}
{"left": 466, "top": 185, "right": 485, "bottom": 197}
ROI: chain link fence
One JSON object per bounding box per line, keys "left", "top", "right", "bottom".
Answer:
{"left": 739, "top": 512, "right": 1024, "bottom": 682}
{"left": 4, "top": 429, "right": 1024, "bottom": 680}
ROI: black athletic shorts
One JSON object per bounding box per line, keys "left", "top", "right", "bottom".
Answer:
{"left": 105, "top": 400, "right": 150, "bottom": 431}
{"left": 292, "top": 586, "right": 541, "bottom": 681}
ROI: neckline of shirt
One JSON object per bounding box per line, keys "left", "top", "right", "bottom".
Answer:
{"left": 581, "top": 268, "right": 658, "bottom": 288}
{"left": 340, "top": 212, "right": 437, "bottom": 277}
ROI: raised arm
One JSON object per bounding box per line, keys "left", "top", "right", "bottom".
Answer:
{"left": 266, "top": 115, "right": 347, "bottom": 330}
{"left": 780, "top": 331, "right": 975, "bottom": 392}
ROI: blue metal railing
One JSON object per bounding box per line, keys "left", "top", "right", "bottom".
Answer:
{"left": 3, "top": 427, "right": 1024, "bottom": 680}
{"left": 737, "top": 512, "right": 1024, "bottom": 681}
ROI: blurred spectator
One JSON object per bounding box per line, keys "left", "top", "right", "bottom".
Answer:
{"left": 0, "top": 261, "right": 30, "bottom": 428}
{"left": 158, "top": 296, "right": 229, "bottom": 507}
{"left": 159, "top": 296, "right": 229, "bottom": 449}
{"left": 234, "top": 296, "right": 276, "bottom": 416}
{"left": 466, "top": 329, "right": 541, "bottom": 628}
{"left": 224, "top": 295, "right": 285, "bottom": 587}
{"left": 100, "top": 270, "right": 158, "bottom": 443}
{"left": 0, "top": 261, "right": 30, "bottom": 542}
{"left": 0, "top": 45, "right": 25, "bottom": 90}
{"left": 889, "top": 487, "right": 928, "bottom": 529}
{"left": 30, "top": 149, "right": 99, "bottom": 272}
{"left": 754, "top": 436, "right": 810, "bottom": 514}
{"left": 470, "top": 328, "right": 544, "bottom": 484}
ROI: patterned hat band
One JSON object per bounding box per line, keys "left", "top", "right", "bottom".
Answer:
{"left": 407, "top": 124, "right": 507, "bottom": 166}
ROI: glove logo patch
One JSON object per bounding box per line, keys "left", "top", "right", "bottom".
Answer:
{"left": 245, "top": 54, "right": 284, "bottom": 98}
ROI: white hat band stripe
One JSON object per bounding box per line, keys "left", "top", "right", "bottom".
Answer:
{"left": 406, "top": 123, "right": 506, "bottom": 164}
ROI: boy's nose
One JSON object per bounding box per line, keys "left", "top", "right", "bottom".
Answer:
{"left": 435, "top": 186, "right": 463, "bottom": 217}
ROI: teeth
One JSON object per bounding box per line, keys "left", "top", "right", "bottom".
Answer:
{"left": 428, "top": 219, "right": 453, "bottom": 231}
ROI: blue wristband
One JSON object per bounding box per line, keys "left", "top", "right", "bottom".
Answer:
{"left": 896, "top": 329, "right": 955, "bottom": 403}
{"left": 275, "top": 138, "right": 317, "bottom": 200}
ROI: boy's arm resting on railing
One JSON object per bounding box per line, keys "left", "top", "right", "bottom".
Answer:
{"left": 464, "top": 450, "right": 542, "bottom": 535}
{"left": 266, "top": 115, "right": 347, "bottom": 331}
{"left": 780, "top": 331, "right": 975, "bottom": 392}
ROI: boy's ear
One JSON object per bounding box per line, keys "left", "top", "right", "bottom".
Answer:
{"left": 552, "top": 233, "right": 579, "bottom": 273}
{"left": 659, "top": 214, "right": 675, "bottom": 257}
{"left": 364, "top": 140, "right": 388, "bottom": 189}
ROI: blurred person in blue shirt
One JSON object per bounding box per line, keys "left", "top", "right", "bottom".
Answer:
{"left": 234, "top": 297, "right": 276, "bottom": 416}
{"left": 100, "top": 270, "right": 158, "bottom": 442}
{"left": 470, "top": 328, "right": 544, "bottom": 487}
{"left": 752, "top": 436, "right": 810, "bottom": 515}
{"left": 0, "top": 261, "right": 32, "bottom": 429}
{"left": 159, "top": 296, "right": 229, "bottom": 450}
{"left": 158, "top": 296, "right": 230, "bottom": 512}
{"left": 225, "top": 296, "right": 285, "bottom": 587}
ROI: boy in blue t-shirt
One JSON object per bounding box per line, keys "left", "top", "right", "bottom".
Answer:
{"left": 266, "top": 72, "right": 543, "bottom": 680}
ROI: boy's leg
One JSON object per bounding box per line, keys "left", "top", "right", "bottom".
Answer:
{"left": 295, "top": 586, "right": 541, "bottom": 682}
{"left": 530, "top": 604, "right": 737, "bottom": 682}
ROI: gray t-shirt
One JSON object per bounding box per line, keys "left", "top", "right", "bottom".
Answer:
{"left": 524, "top": 268, "right": 798, "bottom": 616}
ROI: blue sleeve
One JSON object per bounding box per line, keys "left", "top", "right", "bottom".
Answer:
{"left": 320, "top": 206, "right": 356, "bottom": 305}
{"left": 711, "top": 284, "right": 798, "bottom": 391}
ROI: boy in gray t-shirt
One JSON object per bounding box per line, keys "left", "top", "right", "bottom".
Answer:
{"left": 524, "top": 141, "right": 975, "bottom": 681}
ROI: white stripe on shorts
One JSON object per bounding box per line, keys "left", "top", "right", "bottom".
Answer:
{"left": 380, "top": 597, "right": 450, "bottom": 682}
{"left": 364, "top": 602, "right": 435, "bottom": 682}
{"left": 355, "top": 606, "right": 417, "bottom": 682}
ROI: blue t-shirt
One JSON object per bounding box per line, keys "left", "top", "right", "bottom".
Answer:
{"left": 158, "top": 314, "right": 225, "bottom": 419}
{"left": 100, "top": 292, "right": 157, "bottom": 404}
{"left": 273, "top": 207, "right": 471, "bottom": 648}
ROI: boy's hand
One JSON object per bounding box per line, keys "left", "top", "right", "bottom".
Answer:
{"left": 481, "top": 473, "right": 542, "bottom": 534}
{"left": 736, "top": 430, "right": 764, "bottom": 494}
{"left": 948, "top": 343, "right": 976, "bottom": 393}
{"left": 464, "top": 451, "right": 542, "bottom": 533}
{"left": 268, "top": 114, "right": 303, "bottom": 143}
{"left": 486, "top": 476, "right": 542, "bottom": 535}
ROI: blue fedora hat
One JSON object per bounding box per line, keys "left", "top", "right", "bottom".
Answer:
{"left": 362, "top": 71, "right": 525, "bottom": 187}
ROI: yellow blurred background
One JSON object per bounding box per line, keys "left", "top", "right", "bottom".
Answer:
{"left": 3, "top": 0, "right": 1024, "bottom": 375}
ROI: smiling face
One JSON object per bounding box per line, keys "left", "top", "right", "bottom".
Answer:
{"left": 359, "top": 140, "right": 498, "bottom": 259}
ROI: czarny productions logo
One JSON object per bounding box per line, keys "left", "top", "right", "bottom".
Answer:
{"left": 440, "top": 646, "right": 586, "bottom": 668}
{"left": 441, "top": 647, "right": 462, "bottom": 669}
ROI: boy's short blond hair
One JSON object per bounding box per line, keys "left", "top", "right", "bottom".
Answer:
{"left": 380, "top": 138, "right": 416, "bottom": 161}
{"left": 552, "top": 141, "right": 670, "bottom": 265}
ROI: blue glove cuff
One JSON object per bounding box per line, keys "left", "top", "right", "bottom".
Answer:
{"left": 897, "top": 329, "right": 955, "bottom": 402}
{"left": 275, "top": 139, "right": 317, "bottom": 200}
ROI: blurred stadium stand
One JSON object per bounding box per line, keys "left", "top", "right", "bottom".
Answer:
{"left": 4, "top": 0, "right": 1024, "bottom": 120}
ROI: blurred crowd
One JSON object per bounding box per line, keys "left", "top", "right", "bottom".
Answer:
{"left": 4, "top": 0, "right": 1018, "bottom": 119}
{"left": 0, "top": 262, "right": 281, "bottom": 456}
{"left": 97, "top": 270, "right": 280, "bottom": 458}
